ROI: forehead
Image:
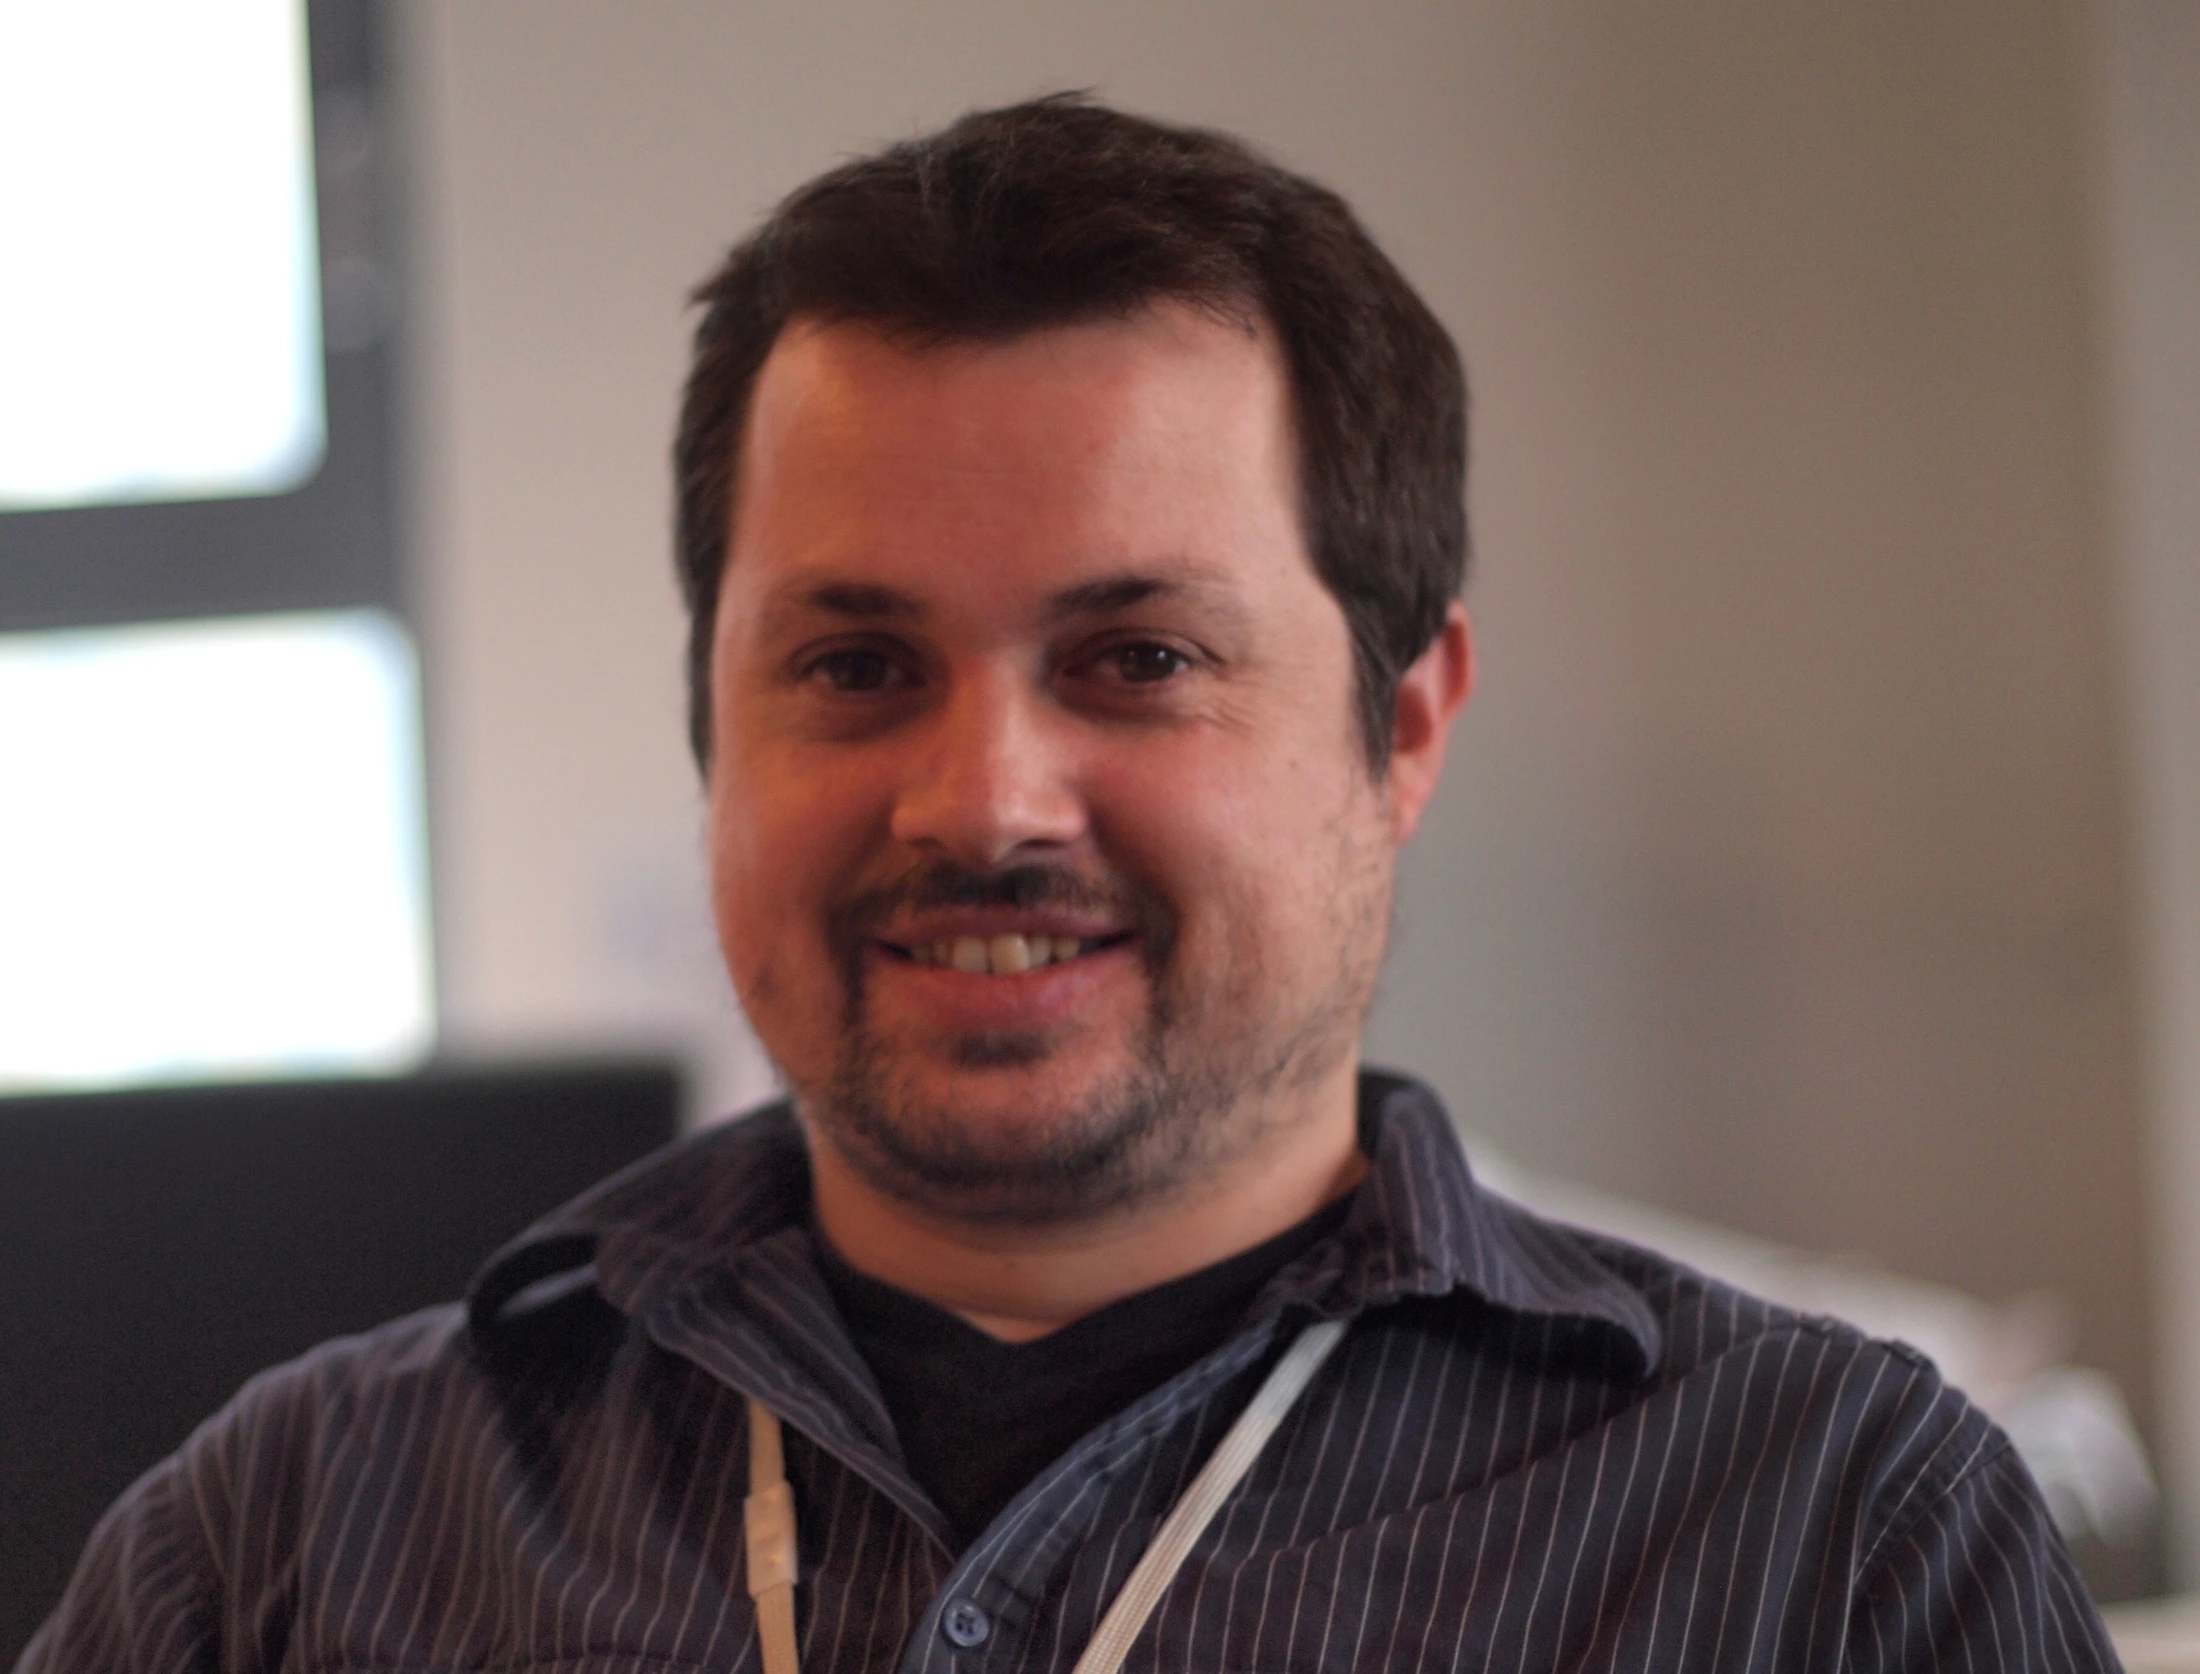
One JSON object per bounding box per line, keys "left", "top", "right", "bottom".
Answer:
{"left": 722, "top": 307, "right": 1311, "bottom": 624}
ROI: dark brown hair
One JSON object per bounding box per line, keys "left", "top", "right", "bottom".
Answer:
{"left": 674, "top": 94, "right": 1467, "bottom": 768}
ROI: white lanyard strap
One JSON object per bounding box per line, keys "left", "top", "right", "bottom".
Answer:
{"left": 746, "top": 1400, "right": 801, "bottom": 1674}
{"left": 743, "top": 1316, "right": 1346, "bottom": 1674}
{"left": 1069, "top": 1316, "right": 1346, "bottom": 1674}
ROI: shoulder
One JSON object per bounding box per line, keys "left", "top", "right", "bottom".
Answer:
{"left": 133, "top": 1108, "right": 806, "bottom": 1531}
{"left": 468, "top": 1099, "right": 811, "bottom": 1323}
{"left": 1478, "top": 1204, "right": 2113, "bottom": 1661}
{"left": 142, "top": 1302, "right": 493, "bottom": 1550}
{"left": 1507, "top": 1200, "right": 2037, "bottom": 1562}
{"left": 22, "top": 1305, "right": 483, "bottom": 1671}
{"left": 26, "top": 1118, "right": 803, "bottom": 1672}
{"left": 1350, "top": 1077, "right": 2018, "bottom": 1562}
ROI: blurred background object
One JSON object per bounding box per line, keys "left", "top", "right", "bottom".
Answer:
{"left": 0, "top": 0, "right": 425, "bottom": 1087}
{"left": 0, "top": 1, "right": 325, "bottom": 513}
{"left": 0, "top": 1059, "right": 683, "bottom": 1664}
{"left": 0, "top": 612, "right": 433, "bottom": 1088}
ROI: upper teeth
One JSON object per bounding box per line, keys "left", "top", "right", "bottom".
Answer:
{"left": 912, "top": 933, "right": 1087, "bottom": 973}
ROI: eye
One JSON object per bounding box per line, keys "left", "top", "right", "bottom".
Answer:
{"left": 805, "top": 647, "right": 906, "bottom": 693}
{"left": 1103, "top": 642, "right": 1193, "bottom": 684}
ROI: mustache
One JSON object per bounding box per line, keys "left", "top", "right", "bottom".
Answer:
{"left": 828, "top": 858, "right": 1177, "bottom": 976}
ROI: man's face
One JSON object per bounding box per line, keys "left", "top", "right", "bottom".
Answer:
{"left": 708, "top": 306, "right": 1431, "bottom": 1225}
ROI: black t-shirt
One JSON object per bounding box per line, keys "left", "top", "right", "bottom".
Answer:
{"left": 815, "top": 1201, "right": 1348, "bottom": 1548}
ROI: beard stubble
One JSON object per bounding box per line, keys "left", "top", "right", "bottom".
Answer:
{"left": 797, "top": 848, "right": 1385, "bottom": 1228}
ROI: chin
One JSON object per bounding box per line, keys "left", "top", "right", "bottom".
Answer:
{"left": 879, "top": 1046, "right": 1150, "bottom": 1148}
{"left": 804, "top": 1036, "right": 1210, "bottom": 1227}
{"left": 941, "top": 1028, "right": 1057, "bottom": 1070}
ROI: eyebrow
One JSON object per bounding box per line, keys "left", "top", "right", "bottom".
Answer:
{"left": 1044, "top": 575, "right": 1169, "bottom": 621}
{"left": 1043, "top": 566, "right": 1251, "bottom": 629}
{"left": 762, "top": 564, "right": 1251, "bottom": 632}
{"left": 795, "top": 581, "right": 927, "bottom": 621}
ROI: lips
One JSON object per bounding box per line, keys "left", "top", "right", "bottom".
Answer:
{"left": 865, "top": 923, "right": 1135, "bottom": 1038}
{"left": 904, "top": 932, "right": 1094, "bottom": 974}
{"left": 834, "top": 861, "right": 1163, "bottom": 1014}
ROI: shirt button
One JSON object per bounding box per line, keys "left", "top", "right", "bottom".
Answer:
{"left": 941, "top": 1599, "right": 992, "bottom": 1648}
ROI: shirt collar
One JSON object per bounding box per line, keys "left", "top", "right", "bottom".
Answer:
{"left": 469, "top": 1069, "right": 1662, "bottom": 1383}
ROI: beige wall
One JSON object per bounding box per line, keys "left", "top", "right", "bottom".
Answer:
{"left": 398, "top": 0, "right": 2167, "bottom": 1539}
{"left": 2085, "top": 0, "right": 2200, "bottom": 1580}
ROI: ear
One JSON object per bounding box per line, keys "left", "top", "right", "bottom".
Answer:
{"left": 1384, "top": 602, "right": 1474, "bottom": 844}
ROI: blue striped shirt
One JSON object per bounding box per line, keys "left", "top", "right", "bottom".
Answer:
{"left": 21, "top": 1072, "right": 2118, "bottom": 1672}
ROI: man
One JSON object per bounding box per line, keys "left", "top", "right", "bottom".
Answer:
{"left": 26, "top": 97, "right": 2115, "bottom": 1672}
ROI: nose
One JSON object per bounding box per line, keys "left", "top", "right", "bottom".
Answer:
{"left": 888, "top": 667, "right": 1086, "bottom": 868}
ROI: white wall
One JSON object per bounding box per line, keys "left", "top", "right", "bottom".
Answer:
{"left": 396, "top": 0, "right": 2167, "bottom": 1550}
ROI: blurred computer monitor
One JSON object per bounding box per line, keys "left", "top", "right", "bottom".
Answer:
{"left": 0, "top": 1058, "right": 685, "bottom": 1658}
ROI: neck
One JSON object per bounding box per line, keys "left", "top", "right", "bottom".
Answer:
{"left": 804, "top": 1078, "right": 1367, "bottom": 1343}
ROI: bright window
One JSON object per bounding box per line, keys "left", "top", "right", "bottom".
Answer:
{"left": 0, "top": 0, "right": 325, "bottom": 510}
{"left": 0, "top": 612, "right": 434, "bottom": 1089}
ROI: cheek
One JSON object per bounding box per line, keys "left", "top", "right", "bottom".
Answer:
{"left": 705, "top": 752, "right": 865, "bottom": 996}
{"left": 703, "top": 792, "right": 777, "bottom": 1010}
{"left": 1091, "top": 739, "right": 1363, "bottom": 962}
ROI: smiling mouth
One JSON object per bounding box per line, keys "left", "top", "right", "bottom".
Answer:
{"left": 885, "top": 932, "right": 1132, "bottom": 975}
